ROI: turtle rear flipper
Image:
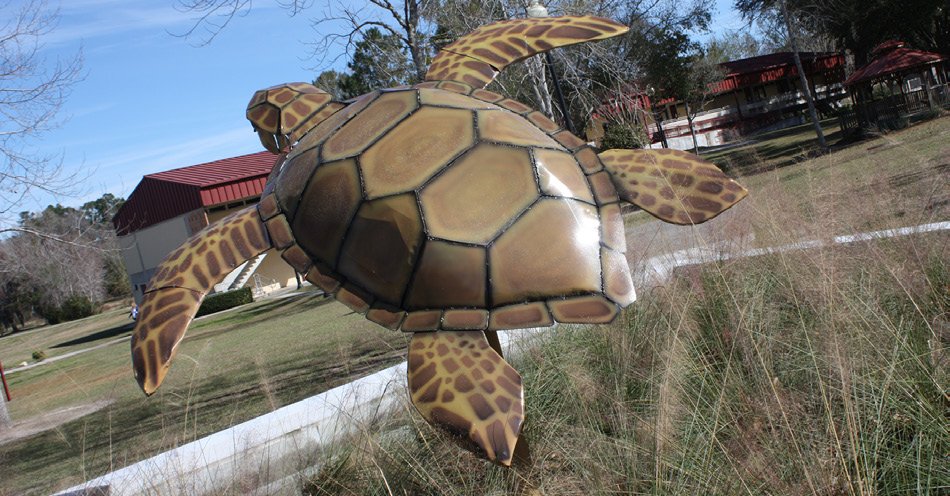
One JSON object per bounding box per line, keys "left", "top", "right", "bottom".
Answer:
{"left": 131, "top": 205, "right": 272, "bottom": 395}
{"left": 408, "top": 330, "right": 525, "bottom": 466}
{"left": 600, "top": 148, "right": 748, "bottom": 225}
{"left": 426, "top": 16, "right": 628, "bottom": 89}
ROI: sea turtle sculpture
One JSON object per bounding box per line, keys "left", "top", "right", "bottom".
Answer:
{"left": 131, "top": 15, "right": 747, "bottom": 466}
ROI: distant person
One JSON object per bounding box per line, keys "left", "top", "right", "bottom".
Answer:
{"left": 130, "top": 303, "right": 139, "bottom": 321}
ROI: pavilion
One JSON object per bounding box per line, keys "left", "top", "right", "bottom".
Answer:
{"left": 843, "top": 40, "right": 949, "bottom": 127}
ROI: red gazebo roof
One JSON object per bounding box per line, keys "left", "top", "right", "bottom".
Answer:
{"left": 114, "top": 151, "right": 278, "bottom": 234}
{"left": 845, "top": 41, "right": 947, "bottom": 86}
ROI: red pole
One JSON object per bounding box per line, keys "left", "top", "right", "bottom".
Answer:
{"left": 0, "top": 361, "right": 10, "bottom": 401}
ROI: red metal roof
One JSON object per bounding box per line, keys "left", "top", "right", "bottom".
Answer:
{"left": 845, "top": 42, "right": 946, "bottom": 86}
{"left": 712, "top": 52, "right": 845, "bottom": 94}
{"left": 113, "top": 151, "right": 278, "bottom": 234}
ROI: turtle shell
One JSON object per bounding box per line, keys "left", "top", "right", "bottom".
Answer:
{"left": 257, "top": 81, "right": 634, "bottom": 332}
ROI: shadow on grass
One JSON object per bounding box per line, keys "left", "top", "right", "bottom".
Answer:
{"left": 702, "top": 119, "right": 847, "bottom": 175}
{"left": 0, "top": 343, "right": 406, "bottom": 495}
{"left": 50, "top": 322, "right": 135, "bottom": 349}
{"left": 190, "top": 293, "right": 337, "bottom": 342}
{"left": 240, "top": 293, "right": 333, "bottom": 319}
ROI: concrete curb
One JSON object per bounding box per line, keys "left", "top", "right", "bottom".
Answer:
{"left": 634, "top": 220, "right": 950, "bottom": 287}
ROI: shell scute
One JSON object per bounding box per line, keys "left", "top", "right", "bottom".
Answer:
{"left": 477, "top": 109, "right": 559, "bottom": 148}
{"left": 274, "top": 147, "right": 319, "bottom": 219}
{"left": 489, "top": 198, "right": 602, "bottom": 306}
{"left": 360, "top": 106, "right": 476, "bottom": 199}
{"left": 420, "top": 144, "right": 538, "bottom": 245}
{"left": 489, "top": 302, "right": 553, "bottom": 330}
{"left": 406, "top": 240, "right": 487, "bottom": 309}
{"left": 322, "top": 90, "right": 418, "bottom": 161}
{"left": 305, "top": 261, "right": 341, "bottom": 294}
{"left": 534, "top": 149, "right": 594, "bottom": 203}
{"left": 337, "top": 193, "right": 424, "bottom": 306}
{"left": 419, "top": 88, "right": 501, "bottom": 110}
{"left": 549, "top": 295, "right": 618, "bottom": 323}
{"left": 291, "top": 158, "right": 362, "bottom": 267}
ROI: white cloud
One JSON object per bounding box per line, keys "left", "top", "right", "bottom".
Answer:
{"left": 94, "top": 126, "right": 259, "bottom": 177}
{"left": 46, "top": 0, "right": 293, "bottom": 47}
{"left": 23, "top": 125, "right": 262, "bottom": 210}
{"left": 46, "top": 4, "right": 190, "bottom": 46}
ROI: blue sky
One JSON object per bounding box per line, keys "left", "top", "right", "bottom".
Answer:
{"left": 33, "top": 0, "right": 347, "bottom": 212}
{"left": 28, "top": 0, "right": 744, "bottom": 213}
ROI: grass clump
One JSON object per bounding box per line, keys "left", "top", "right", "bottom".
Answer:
{"left": 301, "top": 236, "right": 947, "bottom": 495}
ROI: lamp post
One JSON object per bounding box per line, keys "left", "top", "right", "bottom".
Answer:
{"left": 526, "top": 0, "right": 576, "bottom": 135}
{"left": 646, "top": 86, "right": 669, "bottom": 148}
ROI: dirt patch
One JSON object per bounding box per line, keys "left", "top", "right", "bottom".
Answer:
{"left": 0, "top": 399, "right": 113, "bottom": 445}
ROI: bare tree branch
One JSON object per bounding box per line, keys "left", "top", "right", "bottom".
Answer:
{"left": 171, "top": 0, "right": 313, "bottom": 45}
{"left": 0, "top": 0, "right": 84, "bottom": 222}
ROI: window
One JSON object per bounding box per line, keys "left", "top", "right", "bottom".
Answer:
{"left": 777, "top": 79, "right": 790, "bottom": 94}
{"left": 905, "top": 76, "right": 923, "bottom": 91}
{"left": 743, "top": 85, "right": 767, "bottom": 103}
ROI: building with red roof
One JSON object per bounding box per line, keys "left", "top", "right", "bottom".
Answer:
{"left": 590, "top": 51, "right": 847, "bottom": 150}
{"left": 114, "top": 151, "right": 295, "bottom": 302}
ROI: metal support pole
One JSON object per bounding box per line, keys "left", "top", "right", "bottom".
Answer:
{"left": 652, "top": 108, "right": 669, "bottom": 148}
{"left": 543, "top": 52, "right": 575, "bottom": 135}
{"left": 527, "top": 0, "right": 576, "bottom": 136}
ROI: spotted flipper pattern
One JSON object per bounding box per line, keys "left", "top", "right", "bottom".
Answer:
{"left": 247, "top": 82, "right": 345, "bottom": 153}
{"left": 408, "top": 330, "right": 524, "bottom": 466}
{"left": 425, "top": 16, "right": 628, "bottom": 89}
{"left": 131, "top": 205, "right": 272, "bottom": 395}
{"left": 600, "top": 148, "right": 748, "bottom": 224}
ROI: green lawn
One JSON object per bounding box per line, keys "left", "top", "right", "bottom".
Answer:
{"left": 0, "top": 306, "right": 134, "bottom": 367}
{"left": 0, "top": 291, "right": 409, "bottom": 495}
{"left": 703, "top": 117, "right": 844, "bottom": 175}
{"left": 735, "top": 116, "right": 948, "bottom": 246}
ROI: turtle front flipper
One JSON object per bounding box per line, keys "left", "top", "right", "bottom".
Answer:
{"left": 408, "top": 330, "right": 525, "bottom": 466}
{"left": 426, "top": 16, "right": 628, "bottom": 89}
{"left": 600, "top": 148, "right": 748, "bottom": 225}
{"left": 131, "top": 205, "right": 272, "bottom": 395}
{"left": 246, "top": 82, "right": 346, "bottom": 153}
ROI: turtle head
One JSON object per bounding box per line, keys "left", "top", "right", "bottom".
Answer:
{"left": 246, "top": 82, "right": 341, "bottom": 153}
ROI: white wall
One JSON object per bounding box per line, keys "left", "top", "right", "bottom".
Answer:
{"left": 119, "top": 212, "right": 194, "bottom": 302}
{"left": 119, "top": 207, "right": 297, "bottom": 302}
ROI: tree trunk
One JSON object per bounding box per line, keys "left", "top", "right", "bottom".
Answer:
{"left": 528, "top": 55, "right": 554, "bottom": 118}
{"left": 406, "top": 0, "right": 427, "bottom": 82}
{"left": 781, "top": 0, "right": 827, "bottom": 151}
